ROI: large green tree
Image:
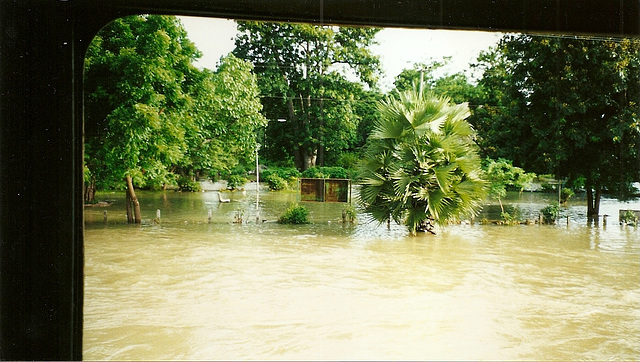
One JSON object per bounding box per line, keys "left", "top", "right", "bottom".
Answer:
{"left": 233, "top": 21, "right": 381, "bottom": 170}
{"left": 180, "top": 54, "right": 267, "bottom": 181}
{"left": 358, "top": 87, "right": 487, "bottom": 235}
{"left": 84, "top": 15, "right": 201, "bottom": 222}
{"left": 474, "top": 35, "right": 640, "bottom": 217}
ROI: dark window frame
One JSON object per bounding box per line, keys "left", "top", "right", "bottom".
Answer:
{"left": 1, "top": 0, "right": 637, "bottom": 359}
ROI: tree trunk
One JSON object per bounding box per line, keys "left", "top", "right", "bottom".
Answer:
{"left": 84, "top": 174, "right": 96, "bottom": 204}
{"left": 586, "top": 186, "right": 602, "bottom": 220}
{"left": 287, "top": 97, "right": 303, "bottom": 169}
{"left": 317, "top": 95, "right": 325, "bottom": 166}
{"left": 317, "top": 144, "right": 324, "bottom": 167}
{"left": 303, "top": 149, "right": 317, "bottom": 170}
{"left": 125, "top": 175, "right": 142, "bottom": 223}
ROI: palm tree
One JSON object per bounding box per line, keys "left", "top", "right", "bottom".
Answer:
{"left": 357, "top": 87, "right": 487, "bottom": 235}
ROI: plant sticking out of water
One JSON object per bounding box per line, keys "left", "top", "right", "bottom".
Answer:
{"left": 540, "top": 202, "right": 560, "bottom": 224}
{"left": 234, "top": 209, "right": 245, "bottom": 224}
{"left": 501, "top": 206, "right": 522, "bottom": 225}
{"left": 619, "top": 210, "right": 638, "bottom": 226}
{"left": 278, "top": 203, "right": 310, "bottom": 224}
{"left": 561, "top": 188, "right": 575, "bottom": 204}
{"left": 342, "top": 204, "right": 357, "bottom": 224}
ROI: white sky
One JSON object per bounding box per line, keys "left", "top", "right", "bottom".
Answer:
{"left": 179, "top": 16, "right": 502, "bottom": 90}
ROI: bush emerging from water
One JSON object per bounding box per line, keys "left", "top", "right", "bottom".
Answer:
{"left": 561, "top": 188, "right": 575, "bottom": 203}
{"left": 342, "top": 204, "right": 357, "bottom": 224}
{"left": 264, "top": 173, "right": 287, "bottom": 191}
{"left": 177, "top": 176, "right": 202, "bottom": 192}
{"left": 261, "top": 167, "right": 300, "bottom": 190}
{"left": 540, "top": 202, "right": 560, "bottom": 224}
{"left": 278, "top": 203, "right": 310, "bottom": 224}
{"left": 226, "top": 174, "right": 247, "bottom": 190}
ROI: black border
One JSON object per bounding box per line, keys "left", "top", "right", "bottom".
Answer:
{"left": 1, "top": 0, "right": 638, "bottom": 359}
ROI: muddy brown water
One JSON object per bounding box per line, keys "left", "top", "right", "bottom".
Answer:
{"left": 83, "top": 188, "right": 639, "bottom": 360}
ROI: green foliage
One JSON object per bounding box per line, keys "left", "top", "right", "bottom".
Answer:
{"left": 261, "top": 167, "right": 301, "bottom": 180}
{"left": 561, "top": 188, "right": 575, "bottom": 203}
{"left": 278, "top": 203, "right": 311, "bottom": 224}
{"left": 394, "top": 59, "right": 484, "bottom": 106}
{"left": 334, "top": 152, "right": 360, "bottom": 170}
{"left": 264, "top": 174, "right": 287, "bottom": 191}
{"left": 620, "top": 210, "right": 638, "bottom": 225}
{"left": 226, "top": 174, "right": 247, "bottom": 190}
{"left": 393, "top": 59, "right": 448, "bottom": 92}
{"left": 301, "top": 166, "right": 349, "bottom": 179}
{"left": 358, "top": 87, "right": 487, "bottom": 234}
{"left": 261, "top": 167, "right": 300, "bottom": 190}
{"left": 540, "top": 202, "right": 560, "bottom": 224}
{"left": 483, "top": 158, "right": 536, "bottom": 212}
{"left": 342, "top": 204, "right": 357, "bottom": 224}
{"left": 84, "top": 15, "right": 201, "bottom": 190}
{"left": 233, "top": 21, "right": 381, "bottom": 170}
{"left": 84, "top": 16, "right": 266, "bottom": 194}
{"left": 177, "top": 176, "right": 202, "bottom": 192}
{"left": 183, "top": 54, "right": 267, "bottom": 179}
{"left": 474, "top": 34, "right": 640, "bottom": 215}
{"left": 500, "top": 207, "right": 522, "bottom": 225}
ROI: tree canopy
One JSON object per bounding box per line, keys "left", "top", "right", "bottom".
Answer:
{"left": 180, "top": 54, "right": 267, "bottom": 180}
{"left": 84, "top": 15, "right": 201, "bottom": 192}
{"left": 358, "top": 87, "right": 486, "bottom": 234}
{"left": 473, "top": 34, "right": 640, "bottom": 216}
{"left": 84, "top": 15, "right": 266, "bottom": 221}
{"left": 233, "top": 21, "right": 382, "bottom": 170}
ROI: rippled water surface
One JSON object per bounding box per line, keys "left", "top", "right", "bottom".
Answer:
{"left": 84, "top": 190, "right": 640, "bottom": 360}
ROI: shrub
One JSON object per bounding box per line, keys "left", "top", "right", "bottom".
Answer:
{"left": 501, "top": 207, "right": 522, "bottom": 225}
{"left": 335, "top": 152, "right": 360, "bottom": 169}
{"left": 261, "top": 167, "right": 300, "bottom": 191}
{"left": 561, "top": 188, "right": 575, "bottom": 203}
{"left": 177, "top": 176, "right": 202, "bottom": 192}
{"left": 261, "top": 166, "right": 301, "bottom": 180}
{"left": 342, "top": 204, "right": 357, "bottom": 223}
{"left": 620, "top": 210, "right": 638, "bottom": 225}
{"left": 226, "top": 174, "right": 247, "bottom": 190}
{"left": 264, "top": 173, "right": 287, "bottom": 191}
{"left": 278, "top": 203, "right": 310, "bottom": 224}
{"left": 540, "top": 202, "right": 559, "bottom": 224}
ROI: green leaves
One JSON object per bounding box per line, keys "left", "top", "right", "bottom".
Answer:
{"left": 84, "top": 15, "right": 266, "bottom": 191}
{"left": 475, "top": 34, "right": 639, "bottom": 200}
{"left": 233, "top": 21, "right": 382, "bottom": 169}
{"left": 358, "top": 87, "right": 487, "bottom": 234}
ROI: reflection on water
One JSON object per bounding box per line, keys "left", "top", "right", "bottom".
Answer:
{"left": 84, "top": 190, "right": 639, "bottom": 360}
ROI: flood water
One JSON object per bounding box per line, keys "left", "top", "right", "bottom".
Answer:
{"left": 84, "top": 187, "right": 640, "bottom": 360}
